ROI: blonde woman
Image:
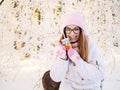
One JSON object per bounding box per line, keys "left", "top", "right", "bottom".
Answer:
{"left": 42, "top": 12, "right": 104, "bottom": 90}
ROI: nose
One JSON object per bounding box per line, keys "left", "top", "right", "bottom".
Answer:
{"left": 70, "top": 31, "right": 76, "bottom": 36}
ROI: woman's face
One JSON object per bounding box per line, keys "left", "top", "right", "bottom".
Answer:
{"left": 64, "top": 25, "right": 80, "bottom": 43}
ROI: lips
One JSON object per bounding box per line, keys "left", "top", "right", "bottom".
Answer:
{"left": 70, "top": 37, "right": 78, "bottom": 42}
{"left": 70, "top": 39, "right": 77, "bottom": 42}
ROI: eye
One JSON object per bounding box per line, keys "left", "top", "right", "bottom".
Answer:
{"left": 65, "top": 27, "right": 71, "bottom": 31}
{"left": 74, "top": 27, "right": 80, "bottom": 31}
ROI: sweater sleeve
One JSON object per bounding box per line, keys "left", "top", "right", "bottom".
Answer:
{"left": 73, "top": 44, "right": 104, "bottom": 81}
{"left": 50, "top": 58, "right": 69, "bottom": 82}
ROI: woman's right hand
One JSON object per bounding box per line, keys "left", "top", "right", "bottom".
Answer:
{"left": 55, "top": 44, "right": 67, "bottom": 60}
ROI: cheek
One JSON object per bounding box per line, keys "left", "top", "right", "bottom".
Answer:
{"left": 74, "top": 34, "right": 80, "bottom": 41}
{"left": 76, "top": 34, "right": 79, "bottom": 38}
{"left": 66, "top": 34, "right": 69, "bottom": 38}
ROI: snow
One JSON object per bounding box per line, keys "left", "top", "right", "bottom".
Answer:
{"left": 0, "top": 0, "right": 120, "bottom": 90}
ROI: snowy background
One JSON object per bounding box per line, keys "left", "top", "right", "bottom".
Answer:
{"left": 0, "top": 0, "right": 120, "bottom": 90}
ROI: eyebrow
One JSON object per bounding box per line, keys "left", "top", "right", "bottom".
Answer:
{"left": 66, "top": 26, "right": 80, "bottom": 29}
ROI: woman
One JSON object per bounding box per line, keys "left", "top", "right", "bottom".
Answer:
{"left": 42, "top": 12, "right": 104, "bottom": 90}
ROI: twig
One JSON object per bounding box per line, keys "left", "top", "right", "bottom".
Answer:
{"left": 0, "top": 0, "right": 4, "bottom": 5}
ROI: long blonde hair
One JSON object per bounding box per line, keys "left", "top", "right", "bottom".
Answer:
{"left": 59, "top": 29, "right": 89, "bottom": 62}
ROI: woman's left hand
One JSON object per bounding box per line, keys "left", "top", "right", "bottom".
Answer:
{"left": 67, "top": 48, "right": 81, "bottom": 65}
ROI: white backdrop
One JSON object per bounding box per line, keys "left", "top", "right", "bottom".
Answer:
{"left": 0, "top": 0, "right": 120, "bottom": 90}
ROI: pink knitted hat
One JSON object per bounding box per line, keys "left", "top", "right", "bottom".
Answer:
{"left": 61, "top": 12, "right": 88, "bottom": 36}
